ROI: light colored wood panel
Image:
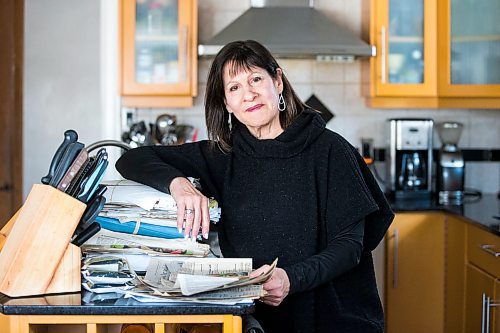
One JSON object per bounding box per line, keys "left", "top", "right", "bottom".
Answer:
{"left": 465, "top": 264, "right": 495, "bottom": 333}
{"left": 3, "top": 314, "right": 243, "bottom": 333}
{"left": 366, "top": 96, "right": 500, "bottom": 108}
{"left": 121, "top": 95, "right": 193, "bottom": 108}
{"left": 386, "top": 212, "right": 446, "bottom": 333}
{"left": 0, "top": 185, "right": 85, "bottom": 297}
{"left": 45, "top": 244, "right": 81, "bottom": 295}
{"left": 120, "top": 0, "right": 197, "bottom": 105}
{"left": 467, "top": 224, "right": 500, "bottom": 277}
{"left": 444, "top": 215, "right": 466, "bottom": 333}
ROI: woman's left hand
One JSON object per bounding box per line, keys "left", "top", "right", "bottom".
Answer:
{"left": 250, "top": 266, "right": 290, "bottom": 306}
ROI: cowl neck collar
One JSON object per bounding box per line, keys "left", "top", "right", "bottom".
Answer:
{"left": 232, "top": 108, "right": 325, "bottom": 158}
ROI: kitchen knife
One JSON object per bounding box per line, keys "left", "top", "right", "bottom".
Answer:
{"left": 77, "top": 158, "right": 109, "bottom": 203}
{"left": 74, "top": 195, "right": 106, "bottom": 236}
{"left": 50, "top": 142, "right": 85, "bottom": 187}
{"left": 68, "top": 148, "right": 107, "bottom": 199}
{"left": 74, "top": 148, "right": 108, "bottom": 200}
{"left": 41, "top": 130, "right": 78, "bottom": 184}
{"left": 86, "top": 184, "right": 107, "bottom": 205}
{"left": 71, "top": 222, "right": 101, "bottom": 247}
{"left": 66, "top": 157, "right": 94, "bottom": 197}
{"left": 57, "top": 148, "right": 89, "bottom": 192}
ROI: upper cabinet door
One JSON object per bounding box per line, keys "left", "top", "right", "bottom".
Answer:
{"left": 438, "top": 0, "right": 500, "bottom": 97}
{"left": 373, "top": 0, "right": 437, "bottom": 97}
{"left": 121, "top": 0, "right": 197, "bottom": 107}
{"left": 368, "top": 0, "right": 500, "bottom": 108}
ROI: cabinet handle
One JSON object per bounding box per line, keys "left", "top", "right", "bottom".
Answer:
{"left": 482, "top": 293, "right": 500, "bottom": 333}
{"left": 479, "top": 244, "right": 500, "bottom": 257}
{"left": 392, "top": 229, "right": 399, "bottom": 288}
{"left": 182, "top": 25, "right": 189, "bottom": 83}
{"left": 381, "top": 26, "right": 386, "bottom": 84}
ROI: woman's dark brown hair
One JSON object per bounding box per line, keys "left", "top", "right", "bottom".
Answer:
{"left": 205, "top": 40, "right": 307, "bottom": 152}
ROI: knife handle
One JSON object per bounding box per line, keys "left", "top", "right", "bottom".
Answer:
{"left": 57, "top": 148, "right": 88, "bottom": 191}
{"left": 72, "top": 222, "right": 101, "bottom": 247}
{"left": 50, "top": 142, "right": 85, "bottom": 187}
{"left": 41, "top": 130, "right": 78, "bottom": 184}
{"left": 75, "top": 195, "right": 106, "bottom": 235}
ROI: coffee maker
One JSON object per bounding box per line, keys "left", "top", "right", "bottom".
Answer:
{"left": 387, "top": 119, "right": 433, "bottom": 199}
{"left": 436, "top": 122, "right": 465, "bottom": 204}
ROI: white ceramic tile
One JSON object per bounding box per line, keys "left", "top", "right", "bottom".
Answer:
{"left": 292, "top": 83, "right": 313, "bottom": 102}
{"left": 326, "top": 114, "right": 384, "bottom": 148}
{"left": 466, "top": 110, "right": 500, "bottom": 147}
{"left": 344, "top": 61, "right": 361, "bottom": 84}
{"left": 279, "top": 59, "right": 314, "bottom": 84}
{"left": 343, "top": 83, "right": 374, "bottom": 115}
{"left": 465, "top": 163, "right": 500, "bottom": 194}
{"left": 310, "top": 83, "right": 344, "bottom": 117}
{"left": 312, "top": 62, "right": 344, "bottom": 83}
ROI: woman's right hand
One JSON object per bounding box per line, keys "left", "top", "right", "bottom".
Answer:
{"left": 169, "top": 177, "right": 210, "bottom": 240}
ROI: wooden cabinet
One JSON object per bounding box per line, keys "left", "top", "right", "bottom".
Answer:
{"left": 367, "top": 0, "right": 500, "bottom": 108}
{"left": 120, "top": 0, "right": 198, "bottom": 108}
{"left": 465, "top": 224, "right": 500, "bottom": 333}
{"left": 444, "top": 214, "right": 467, "bottom": 333}
{"left": 385, "top": 212, "right": 446, "bottom": 333}
{"left": 0, "top": 313, "right": 242, "bottom": 333}
{"left": 386, "top": 213, "right": 500, "bottom": 333}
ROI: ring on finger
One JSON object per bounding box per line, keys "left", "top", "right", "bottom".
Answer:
{"left": 185, "top": 208, "right": 195, "bottom": 215}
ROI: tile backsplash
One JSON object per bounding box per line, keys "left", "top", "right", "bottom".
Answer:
{"left": 127, "top": 0, "right": 499, "bottom": 194}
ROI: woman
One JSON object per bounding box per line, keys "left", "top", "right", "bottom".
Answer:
{"left": 116, "top": 40, "right": 394, "bottom": 333}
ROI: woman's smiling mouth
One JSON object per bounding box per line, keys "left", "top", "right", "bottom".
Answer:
{"left": 246, "top": 104, "right": 264, "bottom": 112}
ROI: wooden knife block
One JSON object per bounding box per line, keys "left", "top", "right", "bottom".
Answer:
{"left": 0, "top": 184, "right": 85, "bottom": 297}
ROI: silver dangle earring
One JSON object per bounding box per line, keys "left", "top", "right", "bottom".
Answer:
{"left": 278, "top": 93, "right": 286, "bottom": 111}
{"left": 228, "top": 113, "right": 232, "bottom": 131}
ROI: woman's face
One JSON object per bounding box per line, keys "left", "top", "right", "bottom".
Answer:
{"left": 223, "top": 63, "right": 284, "bottom": 139}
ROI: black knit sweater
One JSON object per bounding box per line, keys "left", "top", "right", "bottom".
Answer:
{"left": 116, "top": 109, "right": 394, "bottom": 333}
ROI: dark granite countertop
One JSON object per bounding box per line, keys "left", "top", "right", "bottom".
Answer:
{"left": 0, "top": 291, "right": 254, "bottom": 316}
{"left": 389, "top": 193, "right": 500, "bottom": 236}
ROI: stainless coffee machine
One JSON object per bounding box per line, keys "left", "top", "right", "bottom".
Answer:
{"left": 387, "top": 119, "right": 433, "bottom": 199}
{"left": 436, "top": 122, "right": 465, "bottom": 204}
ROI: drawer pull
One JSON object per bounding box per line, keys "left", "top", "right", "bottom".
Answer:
{"left": 482, "top": 293, "right": 500, "bottom": 333}
{"left": 479, "top": 244, "right": 500, "bottom": 257}
{"left": 390, "top": 229, "right": 399, "bottom": 288}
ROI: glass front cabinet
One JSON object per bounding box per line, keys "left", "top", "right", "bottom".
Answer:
{"left": 120, "top": 0, "right": 197, "bottom": 107}
{"left": 368, "top": 0, "right": 500, "bottom": 108}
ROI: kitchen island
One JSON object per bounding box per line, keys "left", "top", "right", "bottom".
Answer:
{"left": 0, "top": 292, "right": 254, "bottom": 333}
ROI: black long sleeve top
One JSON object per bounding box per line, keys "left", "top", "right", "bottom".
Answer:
{"left": 116, "top": 109, "right": 394, "bottom": 333}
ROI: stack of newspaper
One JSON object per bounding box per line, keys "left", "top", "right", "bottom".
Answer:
{"left": 81, "top": 247, "right": 276, "bottom": 305}
{"left": 95, "top": 179, "right": 221, "bottom": 239}
{"left": 81, "top": 180, "right": 271, "bottom": 305}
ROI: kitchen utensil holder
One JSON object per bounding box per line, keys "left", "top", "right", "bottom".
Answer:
{"left": 0, "top": 184, "right": 85, "bottom": 297}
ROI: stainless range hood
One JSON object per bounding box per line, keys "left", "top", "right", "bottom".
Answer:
{"left": 198, "top": 0, "right": 375, "bottom": 59}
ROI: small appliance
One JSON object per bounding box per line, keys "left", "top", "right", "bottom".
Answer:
{"left": 436, "top": 122, "right": 465, "bottom": 204}
{"left": 387, "top": 119, "right": 433, "bottom": 199}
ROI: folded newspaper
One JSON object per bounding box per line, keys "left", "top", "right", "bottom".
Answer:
{"left": 101, "top": 179, "right": 221, "bottom": 223}
{"left": 141, "top": 257, "right": 277, "bottom": 297}
{"left": 81, "top": 253, "right": 277, "bottom": 303}
{"left": 82, "top": 229, "right": 210, "bottom": 258}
